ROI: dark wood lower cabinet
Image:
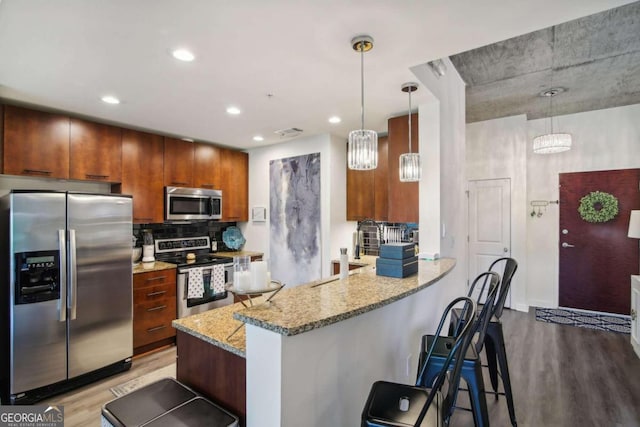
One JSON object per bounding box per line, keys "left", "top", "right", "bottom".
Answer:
{"left": 176, "top": 330, "right": 246, "bottom": 426}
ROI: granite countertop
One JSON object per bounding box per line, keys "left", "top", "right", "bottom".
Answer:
{"left": 235, "top": 258, "right": 455, "bottom": 336}
{"left": 214, "top": 250, "right": 264, "bottom": 259}
{"left": 132, "top": 261, "right": 177, "bottom": 274}
{"left": 173, "top": 258, "right": 455, "bottom": 356}
{"left": 330, "top": 254, "right": 377, "bottom": 267}
{"left": 173, "top": 302, "right": 248, "bottom": 357}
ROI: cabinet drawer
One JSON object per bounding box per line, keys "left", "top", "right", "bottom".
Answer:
{"left": 133, "top": 269, "right": 176, "bottom": 290}
{"left": 134, "top": 283, "right": 176, "bottom": 302}
{"left": 133, "top": 318, "right": 176, "bottom": 348}
{"left": 134, "top": 296, "right": 176, "bottom": 319}
{"left": 134, "top": 299, "right": 177, "bottom": 348}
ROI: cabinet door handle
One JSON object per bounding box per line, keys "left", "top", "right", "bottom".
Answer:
{"left": 85, "top": 174, "right": 109, "bottom": 180}
{"left": 201, "top": 183, "right": 214, "bottom": 188}
{"left": 134, "top": 217, "right": 153, "bottom": 222}
{"left": 147, "top": 325, "right": 167, "bottom": 332}
{"left": 146, "top": 290, "right": 167, "bottom": 297}
{"left": 632, "top": 309, "right": 637, "bottom": 321}
{"left": 171, "top": 181, "right": 189, "bottom": 186}
{"left": 147, "top": 305, "right": 167, "bottom": 312}
{"left": 23, "top": 169, "right": 52, "bottom": 176}
{"left": 145, "top": 276, "right": 166, "bottom": 282}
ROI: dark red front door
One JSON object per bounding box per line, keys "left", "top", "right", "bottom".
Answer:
{"left": 559, "top": 168, "right": 640, "bottom": 315}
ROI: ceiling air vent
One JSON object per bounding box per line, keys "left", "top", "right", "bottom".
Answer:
{"left": 274, "top": 127, "right": 303, "bottom": 138}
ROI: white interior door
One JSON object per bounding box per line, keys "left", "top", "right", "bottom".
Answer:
{"left": 468, "top": 178, "right": 511, "bottom": 304}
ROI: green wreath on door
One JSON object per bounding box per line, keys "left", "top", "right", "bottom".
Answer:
{"left": 577, "top": 191, "right": 619, "bottom": 223}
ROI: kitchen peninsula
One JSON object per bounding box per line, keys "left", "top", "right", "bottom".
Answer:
{"left": 172, "top": 258, "right": 455, "bottom": 427}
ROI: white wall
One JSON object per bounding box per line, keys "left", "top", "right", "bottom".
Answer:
{"left": 412, "top": 58, "right": 469, "bottom": 301}
{"left": 466, "top": 104, "right": 640, "bottom": 309}
{"left": 241, "top": 133, "right": 352, "bottom": 281}
{"left": 466, "top": 115, "right": 528, "bottom": 311}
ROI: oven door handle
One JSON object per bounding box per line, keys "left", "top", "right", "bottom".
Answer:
{"left": 178, "top": 265, "right": 216, "bottom": 275}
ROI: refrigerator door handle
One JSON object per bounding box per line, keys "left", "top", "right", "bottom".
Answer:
{"left": 58, "top": 229, "right": 67, "bottom": 322}
{"left": 69, "top": 229, "right": 78, "bottom": 320}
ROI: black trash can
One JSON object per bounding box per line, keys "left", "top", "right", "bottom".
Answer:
{"left": 101, "top": 378, "right": 238, "bottom": 427}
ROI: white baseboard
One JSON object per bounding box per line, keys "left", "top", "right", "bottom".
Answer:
{"left": 527, "top": 299, "right": 554, "bottom": 309}
{"left": 513, "top": 303, "right": 529, "bottom": 313}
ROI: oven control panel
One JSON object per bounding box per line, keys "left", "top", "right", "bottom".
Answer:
{"left": 155, "top": 236, "right": 211, "bottom": 253}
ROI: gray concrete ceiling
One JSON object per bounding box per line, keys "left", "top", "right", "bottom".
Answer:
{"left": 452, "top": 1, "right": 640, "bottom": 123}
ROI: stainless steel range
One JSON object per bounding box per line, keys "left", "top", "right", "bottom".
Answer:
{"left": 154, "top": 236, "right": 234, "bottom": 318}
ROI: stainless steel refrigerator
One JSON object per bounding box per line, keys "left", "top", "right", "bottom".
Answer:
{"left": 0, "top": 191, "right": 133, "bottom": 404}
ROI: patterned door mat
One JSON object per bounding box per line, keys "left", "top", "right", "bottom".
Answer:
{"left": 535, "top": 308, "right": 630, "bottom": 334}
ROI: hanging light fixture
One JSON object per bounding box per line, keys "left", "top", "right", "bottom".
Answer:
{"left": 399, "top": 82, "right": 421, "bottom": 182}
{"left": 348, "top": 35, "right": 378, "bottom": 170}
{"left": 532, "top": 87, "right": 572, "bottom": 154}
{"left": 533, "top": 32, "right": 571, "bottom": 155}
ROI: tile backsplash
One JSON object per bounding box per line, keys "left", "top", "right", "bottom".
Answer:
{"left": 133, "top": 221, "right": 237, "bottom": 252}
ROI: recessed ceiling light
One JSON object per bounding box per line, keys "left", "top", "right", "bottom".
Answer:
{"left": 172, "top": 49, "right": 195, "bottom": 62}
{"left": 253, "top": 135, "right": 264, "bottom": 142}
{"left": 101, "top": 95, "right": 120, "bottom": 104}
{"left": 328, "top": 116, "right": 341, "bottom": 124}
{"left": 226, "top": 106, "right": 241, "bottom": 115}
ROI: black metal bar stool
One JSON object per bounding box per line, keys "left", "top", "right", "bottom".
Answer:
{"left": 449, "top": 257, "right": 518, "bottom": 427}
{"left": 417, "top": 271, "right": 501, "bottom": 427}
{"left": 362, "top": 296, "right": 478, "bottom": 427}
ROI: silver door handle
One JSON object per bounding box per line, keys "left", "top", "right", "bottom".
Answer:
{"left": 69, "top": 229, "right": 78, "bottom": 320}
{"left": 58, "top": 229, "right": 67, "bottom": 322}
{"left": 562, "top": 242, "right": 575, "bottom": 248}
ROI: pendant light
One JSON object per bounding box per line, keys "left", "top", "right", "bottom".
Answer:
{"left": 399, "top": 82, "right": 421, "bottom": 182}
{"left": 348, "top": 35, "right": 378, "bottom": 170}
{"left": 533, "top": 30, "right": 571, "bottom": 154}
{"left": 532, "top": 87, "right": 572, "bottom": 154}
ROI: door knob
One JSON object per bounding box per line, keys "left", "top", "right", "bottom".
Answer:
{"left": 562, "top": 242, "right": 575, "bottom": 248}
{"left": 503, "top": 247, "right": 508, "bottom": 253}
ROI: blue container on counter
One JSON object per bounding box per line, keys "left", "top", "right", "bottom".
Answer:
{"left": 379, "top": 243, "right": 416, "bottom": 260}
{"left": 376, "top": 256, "right": 419, "bottom": 278}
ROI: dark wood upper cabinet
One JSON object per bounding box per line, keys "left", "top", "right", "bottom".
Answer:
{"left": 346, "top": 168, "right": 374, "bottom": 221}
{"left": 119, "top": 129, "right": 164, "bottom": 224}
{"left": 374, "top": 136, "right": 389, "bottom": 221}
{"left": 193, "top": 142, "right": 222, "bottom": 189}
{"left": 69, "top": 118, "right": 122, "bottom": 182}
{"left": 387, "top": 113, "right": 419, "bottom": 223}
{"left": 164, "top": 137, "right": 194, "bottom": 188}
{"left": 220, "top": 148, "right": 248, "bottom": 222}
{"left": 3, "top": 105, "right": 70, "bottom": 179}
{"left": 346, "top": 136, "right": 389, "bottom": 222}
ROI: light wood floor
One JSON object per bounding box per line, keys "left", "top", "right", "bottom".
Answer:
{"left": 43, "top": 309, "right": 640, "bottom": 426}
{"left": 42, "top": 346, "right": 176, "bottom": 427}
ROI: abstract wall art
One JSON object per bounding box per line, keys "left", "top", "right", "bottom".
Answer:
{"left": 269, "top": 152, "right": 321, "bottom": 286}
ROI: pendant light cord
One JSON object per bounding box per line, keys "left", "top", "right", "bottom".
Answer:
{"left": 549, "top": 27, "right": 555, "bottom": 134}
{"left": 360, "top": 42, "right": 365, "bottom": 131}
{"left": 408, "top": 89, "right": 413, "bottom": 153}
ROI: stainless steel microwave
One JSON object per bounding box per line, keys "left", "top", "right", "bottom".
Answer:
{"left": 165, "top": 186, "right": 222, "bottom": 220}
